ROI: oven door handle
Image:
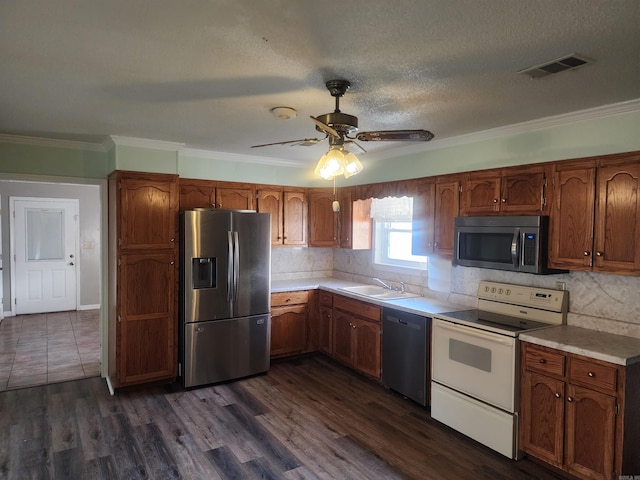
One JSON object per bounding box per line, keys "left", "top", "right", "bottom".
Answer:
{"left": 433, "top": 319, "right": 515, "bottom": 346}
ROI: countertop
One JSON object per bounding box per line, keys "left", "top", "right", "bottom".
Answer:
{"left": 271, "top": 277, "right": 465, "bottom": 317}
{"left": 520, "top": 325, "right": 640, "bottom": 366}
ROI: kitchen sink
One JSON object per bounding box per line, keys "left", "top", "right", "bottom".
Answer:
{"left": 339, "top": 285, "right": 418, "bottom": 300}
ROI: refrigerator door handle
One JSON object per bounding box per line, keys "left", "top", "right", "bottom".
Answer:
{"left": 233, "top": 231, "right": 240, "bottom": 301}
{"left": 227, "top": 231, "right": 233, "bottom": 301}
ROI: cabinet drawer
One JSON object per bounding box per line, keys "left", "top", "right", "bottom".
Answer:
{"left": 523, "top": 344, "right": 566, "bottom": 377}
{"left": 334, "top": 295, "right": 381, "bottom": 322}
{"left": 569, "top": 357, "right": 618, "bottom": 394}
{"left": 271, "top": 290, "right": 309, "bottom": 307}
{"left": 319, "top": 290, "right": 333, "bottom": 307}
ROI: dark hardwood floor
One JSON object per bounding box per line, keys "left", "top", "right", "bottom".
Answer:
{"left": 0, "top": 355, "right": 566, "bottom": 479}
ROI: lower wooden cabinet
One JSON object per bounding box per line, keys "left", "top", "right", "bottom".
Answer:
{"left": 115, "top": 252, "right": 177, "bottom": 386}
{"left": 318, "top": 291, "right": 333, "bottom": 355}
{"left": 520, "top": 342, "right": 640, "bottom": 480}
{"left": 270, "top": 291, "right": 309, "bottom": 358}
{"left": 330, "top": 294, "right": 382, "bottom": 380}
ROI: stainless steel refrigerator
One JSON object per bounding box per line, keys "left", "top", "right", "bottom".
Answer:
{"left": 179, "top": 209, "right": 271, "bottom": 388}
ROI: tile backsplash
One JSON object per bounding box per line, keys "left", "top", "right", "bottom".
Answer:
{"left": 273, "top": 247, "right": 640, "bottom": 340}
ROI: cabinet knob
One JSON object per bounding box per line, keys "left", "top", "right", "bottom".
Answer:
{"left": 434, "top": 242, "right": 439, "bottom": 247}
{"left": 170, "top": 261, "right": 175, "bottom": 265}
{"left": 567, "top": 396, "right": 574, "bottom": 402}
{"left": 539, "top": 358, "right": 546, "bottom": 364}
{"left": 501, "top": 198, "right": 506, "bottom": 203}
{"left": 555, "top": 393, "right": 561, "bottom": 398}
{"left": 170, "top": 238, "right": 175, "bottom": 242}
{"left": 583, "top": 251, "right": 591, "bottom": 256}
{"left": 588, "top": 371, "right": 594, "bottom": 377}
{"left": 596, "top": 251, "right": 603, "bottom": 257}
{"left": 492, "top": 199, "right": 498, "bottom": 203}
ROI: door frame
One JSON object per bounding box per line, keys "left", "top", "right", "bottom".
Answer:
{"left": 1, "top": 173, "right": 108, "bottom": 379}
{"left": 9, "top": 196, "right": 80, "bottom": 315}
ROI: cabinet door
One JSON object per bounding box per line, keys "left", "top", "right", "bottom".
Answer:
{"left": 120, "top": 176, "right": 178, "bottom": 250}
{"left": 258, "top": 189, "right": 284, "bottom": 246}
{"left": 433, "top": 179, "right": 460, "bottom": 257}
{"left": 565, "top": 384, "right": 616, "bottom": 480}
{"left": 179, "top": 180, "right": 216, "bottom": 209}
{"left": 119, "top": 253, "right": 176, "bottom": 386}
{"left": 549, "top": 162, "right": 596, "bottom": 270}
{"left": 338, "top": 187, "right": 354, "bottom": 248}
{"left": 520, "top": 371, "right": 565, "bottom": 467}
{"left": 411, "top": 180, "right": 436, "bottom": 255}
{"left": 462, "top": 171, "right": 501, "bottom": 215}
{"left": 308, "top": 191, "right": 337, "bottom": 247}
{"left": 216, "top": 185, "right": 255, "bottom": 210}
{"left": 332, "top": 309, "right": 354, "bottom": 365}
{"left": 270, "top": 304, "right": 308, "bottom": 357}
{"left": 353, "top": 319, "right": 381, "bottom": 380}
{"left": 283, "top": 191, "right": 308, "bottom": 246}
{"left": 501, "top": 166, "right": 547, "bottom": 215}
{"left": 318, "top": 304, "right": 333, "bottom": 355}
{"left": 594, "top": 163, "right": 640, "bottom": 273}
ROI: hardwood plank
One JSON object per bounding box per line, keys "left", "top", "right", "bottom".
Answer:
{"left": 0, "top": 357, "right": 570, "bottom": 480}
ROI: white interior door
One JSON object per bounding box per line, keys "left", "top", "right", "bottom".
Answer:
{"left": 11, "top": 197, "right": 78, "bottom": 314}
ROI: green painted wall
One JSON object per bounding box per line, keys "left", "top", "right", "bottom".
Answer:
{"left": 0, "top": 142, "right": 109, "bottom": 178}
{"left": 1, "top": 108, "right": 638, "bottom": 184}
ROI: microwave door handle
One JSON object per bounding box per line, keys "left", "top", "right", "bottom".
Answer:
{"left": 511, "top": 228, "right": 520, "bottom": 268}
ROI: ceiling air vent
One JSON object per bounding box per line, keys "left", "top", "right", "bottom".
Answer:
{"left": 518, "top": 53, "right": 591, "bottom": 79}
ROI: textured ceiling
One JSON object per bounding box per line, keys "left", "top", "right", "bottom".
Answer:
{"left": 1, "top": 0, "right": 639, "bottom": 167}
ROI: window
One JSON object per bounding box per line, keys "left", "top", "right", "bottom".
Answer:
{"left": 371, "top": 197, "right": 428, "bottom": 270}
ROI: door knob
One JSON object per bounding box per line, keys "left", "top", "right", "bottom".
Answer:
{"left": 69, "top": 262, "right": 74, "bottom": 266}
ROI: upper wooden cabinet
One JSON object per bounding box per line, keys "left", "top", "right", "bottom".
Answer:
{"left": 308, "top": 189, "right": 338, "bottom": 247}
{"left": 433, "top": 176, "right": 461, "bottom": 258}
{"left": 461, "top": 164, "right": 549, "bottom": 216}
{"left": 118, "top": 173, "right": 178, "bottom": 250}
{"left": 179, "top": 178, "right": 255, "bottom": 210}
{"left": 258, "top": 188, "right": 308, "bottom": 247}
{"left": 337, "top": 187, "right": 372, "bottom": 249}
{"left": 412, "top": 179, "right": 436, "bottom": 256}
{"left": 549, "top": 153, "right": 640, "bottom": 274}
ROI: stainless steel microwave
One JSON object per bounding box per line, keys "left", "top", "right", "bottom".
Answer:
{"left": 452, "top": 216, "right": 566, "bottom": 274}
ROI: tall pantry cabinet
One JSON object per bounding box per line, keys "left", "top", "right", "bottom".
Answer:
{"left": 108, "top": 171, "right": 179, "bottom": 388}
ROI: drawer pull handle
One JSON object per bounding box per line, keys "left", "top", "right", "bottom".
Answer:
{"left": 567, "top": 396, "right": 574, "bottom": 403}
{"left": 588, "top": 371, "right": 594, "bottom": 377}
{"left": 539, "top": 358, "right": 546, "bottom": 364}
{"left": 555, "top": 393, "right": 561, "bottom": 398}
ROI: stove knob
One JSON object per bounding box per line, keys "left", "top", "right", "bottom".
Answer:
{"left": 498, "top": 288, "right": 504, "bottom": 294}
{"left": 505, "top": 289, "right": 511, "bottom": 295}
{"left": 491, "top": 287, "right": 496, "bottom": 293}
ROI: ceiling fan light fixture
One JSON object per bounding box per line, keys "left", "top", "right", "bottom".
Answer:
{"left": 314, "top": 145, "right": 362, "bottom": 180}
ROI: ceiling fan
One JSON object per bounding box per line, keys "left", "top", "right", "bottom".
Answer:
{"left": 251, "top": 79, "right": 434, "bottom": 153}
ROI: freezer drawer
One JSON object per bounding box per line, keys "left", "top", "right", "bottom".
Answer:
{"left": 182, "top": 315, "right": 270, "bottom": 388}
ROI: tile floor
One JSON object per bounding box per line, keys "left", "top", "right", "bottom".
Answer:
{"left": 0, "top": 309, "right": 100, "bottom": 391}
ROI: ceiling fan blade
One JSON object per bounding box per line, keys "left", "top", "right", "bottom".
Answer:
{"left": 344, "top": 139, "right": 367, "bottom": 154}
{"left": 310, "top": 116, "right": 341, "bottom": 138}
{"left": 355, "top": 130, "right": 434, "bottom": 142}
{"left": 251, "top": 137, "right": 325, "bottom": 148}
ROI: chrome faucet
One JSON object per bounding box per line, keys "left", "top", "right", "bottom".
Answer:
{"left": 372, "top": 277, "right": 392, "bottom": 290}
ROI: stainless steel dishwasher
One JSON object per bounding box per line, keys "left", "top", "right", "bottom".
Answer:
{"left": 382, "top": 307, "right": 430, "bottom": 406}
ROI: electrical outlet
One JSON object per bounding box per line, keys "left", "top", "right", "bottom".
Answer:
{"left": 555, "top": 281, "right": 566, "bottom": 291}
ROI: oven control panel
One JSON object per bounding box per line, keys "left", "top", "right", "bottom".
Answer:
{"left": 477, "top": 281, "right": 568, "bottom": 313}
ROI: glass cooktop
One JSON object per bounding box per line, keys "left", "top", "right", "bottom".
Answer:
{"left": 435, "top": 309, "right": 554, "bottom": 336}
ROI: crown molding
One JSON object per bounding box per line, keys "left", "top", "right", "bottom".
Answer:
{"left": 107, "top": 135, "right": 185, "bottom": 151}
{"left": 0, "top": 134, "right": 107, "bottom": 152}
{"left": 181, "top": 147, "right": 305, "bottom": 168}
{"left": 367, "top": 97, "right": 640, "bottom": 161}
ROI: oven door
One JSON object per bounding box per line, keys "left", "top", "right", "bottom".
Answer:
{"left": 431, "top": 318, "right": 516, "bottom": 412}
